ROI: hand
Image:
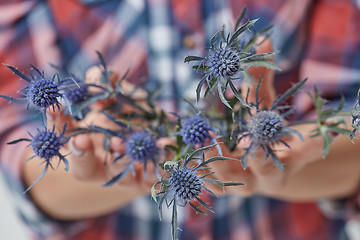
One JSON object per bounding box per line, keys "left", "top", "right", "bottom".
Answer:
{"left": 206, "top": 39, "right": 360, "bottom": 201}
{"left": 22, "top": 67, "right": 169, "bottom": 219}
{"left": 204, "top": 38, "right": 323, "bottom": 198}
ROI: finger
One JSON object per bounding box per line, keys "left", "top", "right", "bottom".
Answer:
{"left": 204, "top": 140, "right": 256, "bottom": 196}
{"left": 67, "top": 134, "right": 107, "bottom": 182}
{"left": 243, "top": 143, "right": 286, "bottom": 193}
{"left": 242, "top": 38, "right": 276, "bottom": 108}
{"left": 46, "top": 107, "right": 75, "bottom": 133}
{"left": 156, "top": 137, "right": 177, "bottom": 162}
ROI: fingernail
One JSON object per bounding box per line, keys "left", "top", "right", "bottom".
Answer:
{"left": 69, "top": 140, "right": 84, "bottom": 156}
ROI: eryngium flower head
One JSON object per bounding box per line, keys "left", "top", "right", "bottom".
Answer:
{"left": 247, "top": 110, "right": 284, "bottom": 145}
{"left": 180, "top": 115, "right": 212, "bottom": 145}
{"left": 104, "top": 131, "right": 159, "bottom": 187}
{"left": 167, "top": 167, "right": 202, "bottom": 202}
{"left": 0, "top": 65, "right": 73, "bottom": 114}
{"left": 31, "top": 129, "right": 62, "bottom": 160}
{"left": 7, "top": 124, "right": 70, "bottom": 192}
{"left": 64, "top": 85, "right": 87, "bottom": 103}
{"left": 235, "top": 78, "right": 307, "bottom": 170}
{"left": 184, "top": 9, "right": 277, "bottom": 109}
{"left": 126, "top": 131, "right": 158, "bottom": 162}
{"left": 153, "top": 144, "right": 243, "bottom": 240}
{"left": 28, "top": 78, "right": 61, "bottom": 109}
{"left": 208, "top": 48, "right": 240, "bottom": 77}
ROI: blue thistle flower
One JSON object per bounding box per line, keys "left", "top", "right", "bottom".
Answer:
{"left": 167, "top": 166, "right": 202, "bottom": 202}
{"left": 152, "top": 144, "right": 243, "bottom": 240}
{"left": 64, "top": 84, "right": 87, "bottom": 104}
{"left": 104, "top": 131, "right": 159, "bottom": 186}
{"left": 0, "top": 65, "right": 75, "bottom": 115}
{"left": 247, "top": 110, "right": 284, "bottom": 145}
{"left": 125, "top": 131, "right": 158, "bottom": 162}
{"left": 7, "top": 124, "right": 70, "bottom": 192}
{"left": 184, "top": 8, "right": 277, "bottom": 109}
{"left": 235, "top": 78, "right": 307, "bottom": 170}
{"left": 180, "top": 115, "right": 212, "bottom": 145}
{"left": 207, "top": 48, "right": 241, "bottom": 78}
{"left": 28, "top": 78, "right": 61, "bottom": 109}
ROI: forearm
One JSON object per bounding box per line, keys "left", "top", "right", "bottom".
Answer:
{"left": 23, "top": 149, "right": 148, "bottom": 220}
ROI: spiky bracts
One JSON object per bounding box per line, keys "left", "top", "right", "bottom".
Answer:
{"left": 184, "top": 8, "right": 277, "bottom": 109}
{"left": 7, "top": 124, "right": 70, "bottom": 192}
{"left": 0, "top": 65, "right": 76, "bottom": 115}
{"left": 104, "top": 131, "right": 159, "bottom": 186}
{"left": 235, "top": 79, "right": 307, "bottom": 170}
{"left": 247, "top": 110, "right": 284, "bottom": 145}
{"left": 152, "top": 144, "right": 243, "bottom": 240}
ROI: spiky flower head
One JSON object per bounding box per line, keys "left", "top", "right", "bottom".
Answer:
{"left": 31, "top": 129, "right": 62, "bottom": 160}
{"left": 247, "top": 110, "right": 284, "bottom": 145}
{"left": 0, "top": 65, "right": 75, "bottom": 115}
{"left": 27, "top": 78, "right": 61, "bottom": 109}
{"left": 184, "top": 8, "right": 277, "bottom": 109}
{"left": 180, "top": 115, "right": 212, "bottom": 145}
{"left": 64, "top": 85, "right": 87, "bottom": 104}
{"left": 207, "top": 48, "right": 241, "bottom": 78}
{"left": 235, "top": 78, "right": 307, "bottom": 170}
{"left": 103, "top": 130, "right": 160, "bottom": 187}
{"left": 7, "top": 124, "right": 70, "bottom": 192}
{"left": 126, "top": 131, "right": 158, "bottom": 162}
{"left": 153, "top": 144, "right": 243, "bottom": 240}
{"left": 167, "top": 166, "right": 202, "bottom": 202}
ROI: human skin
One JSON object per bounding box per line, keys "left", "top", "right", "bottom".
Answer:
{"left": 23, "top": 40, "right": 360, "bottom": 220}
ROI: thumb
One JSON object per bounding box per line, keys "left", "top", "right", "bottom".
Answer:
{"left": 242, "top": 38, "right": 276, "bottom": 109}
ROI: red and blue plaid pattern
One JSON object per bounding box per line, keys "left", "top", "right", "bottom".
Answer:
{"left": 0, "top": 0, "right": 359, "bottom": 239}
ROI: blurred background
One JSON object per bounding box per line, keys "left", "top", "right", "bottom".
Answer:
{"left": 0, "top": 171, "right": 27, "bottom": 239}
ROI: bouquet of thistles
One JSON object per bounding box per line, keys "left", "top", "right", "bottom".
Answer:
{"left": 1, "top": 8, "right": 357, "bottom": 240}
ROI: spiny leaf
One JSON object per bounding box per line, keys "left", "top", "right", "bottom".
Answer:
{"left": 218, "top": 84, "right": 233, "bottom": 109}
{"left": 4, "top": 64, "right": 32, "bottom": 82}
{"left": 229, "top": 18, "right": 259, "bottom": 45}
{"left": 234, "top": 6, "right": 247, "bottom": 31}
{"left": 184, "top": 56, "right": 205, "bottom": 63}
{"left": 228, "top": 80, "right": 251, "bottom": 108}
{"left": 271, "top": 78, "right": 308, "bottom": 110}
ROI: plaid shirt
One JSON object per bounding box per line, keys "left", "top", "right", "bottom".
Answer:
{"left": 1, "top": 0, "right": 360, "bottom": 239}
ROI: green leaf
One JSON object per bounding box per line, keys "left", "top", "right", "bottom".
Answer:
{"left": 228, "top": 80, "right": 251, "bottom": 108}
{"left": 271, "top": 78, "right": 308, "bottom": 110}
{"left": 4, "top": 64, "right": 31, "bottom": 82}
{"left": 189, "top": 201, "right": 205, "bottom": 214}
{"left": 222, "top": 182, "right": 245, "bottom": 187}
{"left": 165, "top": 145, "right": 178, "bottom": 152}
{"left": 164, "top": 160, "right": 179, "bottom": 168}
{"left": 151, "top": 183, "right": 158, "bottom": 202}
{"left": 184, "top": 56, "right": 205, "bottom": 63}
{"left": 320, "top": 127, "right": 332, "bottom": 158}
{"left": 218, "top": 84, "right": 233, "bottom": 109}
{"left": 210, "top": 27, "right": 225, "bottom": 49}
{"left": 229, "top": 18, "right": 259, "bottom": 44}
{"left": 242, "top": 59, "right": 281, "bottom": 71}
{"left": 234, "top": 6, "right": 247, "bottom": 31}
